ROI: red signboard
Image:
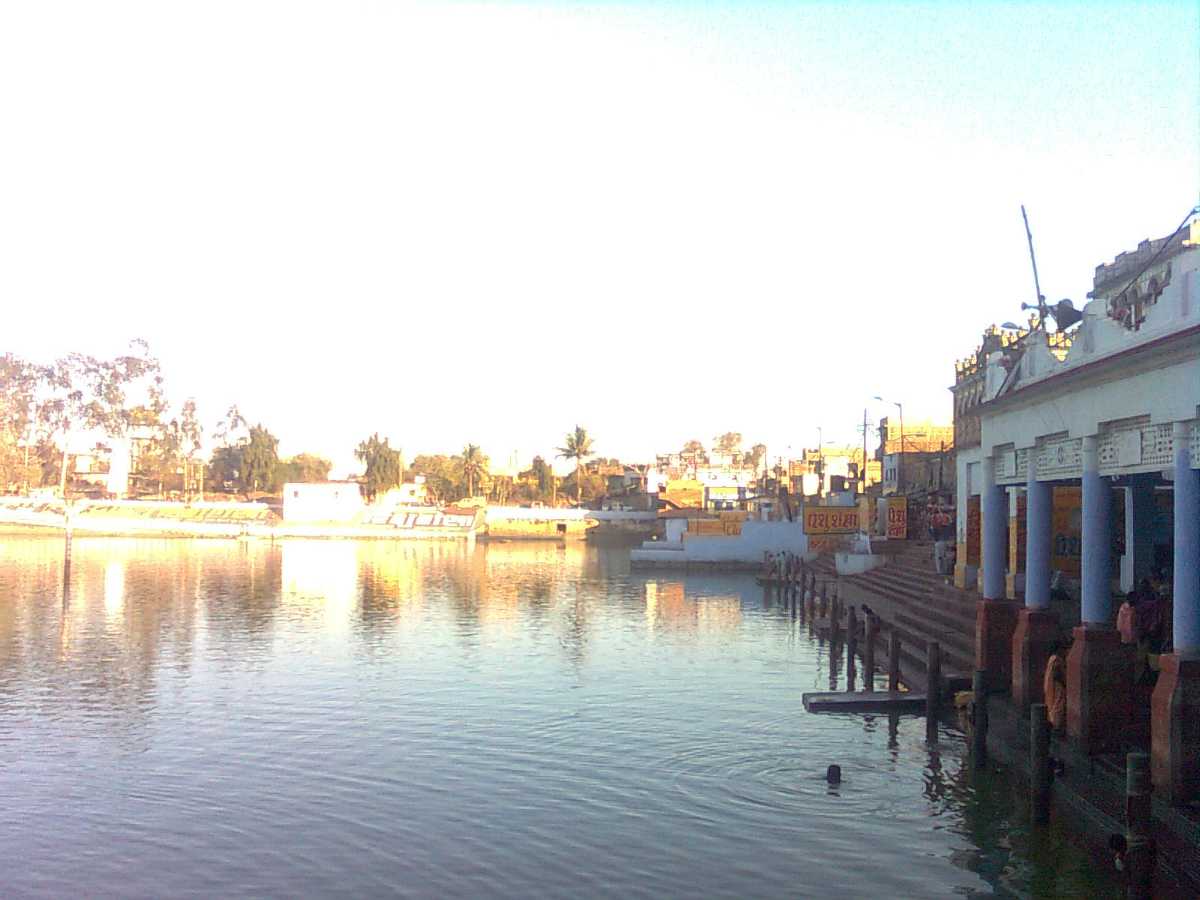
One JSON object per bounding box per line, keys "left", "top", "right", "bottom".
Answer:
{"left": 886, "top": 498, "right": 908, "bottom": 539}
{"left": 803, "top": 507, "right": 860, "bottom": 535}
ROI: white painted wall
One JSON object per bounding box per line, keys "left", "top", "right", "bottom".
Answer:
{"left": 631, "top": 520, "right": 809, "bottom": 564}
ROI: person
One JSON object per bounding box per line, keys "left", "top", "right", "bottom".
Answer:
{"left": 1042, "top": 639, "right": 1068, "bottom": 732}
{"left": 1117, "top": 592, "right": 1138, "bottom": 645}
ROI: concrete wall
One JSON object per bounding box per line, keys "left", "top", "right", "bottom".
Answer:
{"left": 631, "top": 520, "right": 809, "bottom": 565}
{"left": 283, "top": 482, "right": 364, "bottom": 522}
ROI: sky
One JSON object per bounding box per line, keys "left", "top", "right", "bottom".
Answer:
{"left": 2, "top": 1, "right": 1197, "bottom": 476}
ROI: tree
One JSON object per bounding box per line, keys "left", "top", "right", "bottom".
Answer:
{"left": 557, "top": 425, "right": 594, "bottom": 505}
{"left": 38, "top": 340, "right": 164, "bottom": 496}
{"left": 240, "top": 424, "right": 279, "bottom": 494}
{"left": 180, "top": 399, "right": 203, "bottom": 500}
{"left": 355, "top": 433, "right": 403, "bottom": 502}
{"left": 460, "top": 444, "right": 487, "bottom": 498}
{"left": 714, "top": 432, "right": 743, "bottom": 453}
{"left": 0, "top": 354, "right": 45, "bottom": 492}
{"left": 748, "top": 443, "right": 767, "bottom": 470}
{"left": 277, "top": 453, "right": 332, "bottom": 485}
{"left": 409, "top": 454, "right": 459, "bottom": 504}
{"left": 682, "top": 439, "right": 705, "bottom": 454}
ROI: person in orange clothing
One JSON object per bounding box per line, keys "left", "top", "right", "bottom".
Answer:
{"left": 1042, "top": 638, "right": 1068, "bottom": 732}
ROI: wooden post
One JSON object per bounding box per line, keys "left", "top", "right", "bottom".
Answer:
{"left": 1030, "top": 702, "right": 1051, "bottom": 826}
{"left": 1125, "top": 752, "right": 1155, "bottom": 900}
{"left": 888, "top": 630, "right": 901, "bottom": 692}
{"left": 864, "top": 614, "right": 877, "bottom": 692}
{"left": 846, "top": 606, "right": 858, "bottom": 691}
{"left": 971, "top": 669, "right": 988, "bottom": 769}
{"left": 925, "top": 641, "right": 941, "bottom": 744}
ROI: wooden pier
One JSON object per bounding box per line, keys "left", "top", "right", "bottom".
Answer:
{"left": 801, "top": 691, "right": 926, "bottom": 714}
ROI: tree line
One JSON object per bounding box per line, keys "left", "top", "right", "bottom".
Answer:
{"left": 1, "top": 344, "right": 603, "bottom": 506}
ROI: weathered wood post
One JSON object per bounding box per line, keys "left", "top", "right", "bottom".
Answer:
{"left": 925, "top": 641, "right": 941, "bottom": 744}
{"left": 1125, "top": 752, "right": 1155, "bottom": 900}
{"left": 971, "top": 669, "right": 988, "bottom": 769}
{"left": 864, "top": 614, "right": 878, "bottom": 692}
{"left": 888, "top": 631, "right": 901, "bottom": 692}
{"left": 1030, "top": 703, "right": 1051, "bottom": 826}
{"left": 846, "top": 606, "right": 858, "bottom": 691}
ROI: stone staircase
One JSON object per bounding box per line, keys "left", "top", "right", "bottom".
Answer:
{"left": 821, "top": 542, "right": 977, "bottom": 693}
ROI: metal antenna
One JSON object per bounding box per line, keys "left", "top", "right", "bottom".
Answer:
{"left": 1021, "top": 205, "right": 1047, "bottom": 329}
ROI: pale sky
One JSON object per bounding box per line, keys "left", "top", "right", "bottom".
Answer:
{"left": 3, "top": 1, "right": 1197, "bottom": 476}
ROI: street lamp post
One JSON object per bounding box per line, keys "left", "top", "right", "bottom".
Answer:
{"left": 874, "top": 396, "right": 905, "bottom": 494}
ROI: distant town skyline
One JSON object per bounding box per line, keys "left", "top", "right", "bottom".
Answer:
{"left": 4, "top": 1, "right": 1197, "bottom": 476}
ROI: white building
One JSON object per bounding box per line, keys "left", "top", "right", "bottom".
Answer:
{"left": 957, "top": 216, "right": 1200, "bottom": 802}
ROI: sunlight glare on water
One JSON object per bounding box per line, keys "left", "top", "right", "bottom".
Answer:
{"left": 0, "top": 537, "right": 1119, "bottom": 898}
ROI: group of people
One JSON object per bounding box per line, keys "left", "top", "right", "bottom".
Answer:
{"left": 1042, "top": 572, "right": 1174, "bottom": 732}
{"left": 761, "top": 551, "right": 805, "bottom": 584}
{"left": 1117, "top": 575, "right": 1171, "bottom": 653}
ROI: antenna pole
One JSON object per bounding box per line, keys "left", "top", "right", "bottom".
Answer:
{"left": 1021, "top": 205, "right": 1047, "bottom": 327}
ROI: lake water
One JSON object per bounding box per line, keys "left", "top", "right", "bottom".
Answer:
{"left": 0, "top": 537, "right": 1120, "bottom": 898}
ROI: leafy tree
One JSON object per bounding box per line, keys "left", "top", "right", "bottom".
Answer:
{"left": 141, "top": 417, "right": 183, "bottom": 495}
{"left": 557, "top": 425, "right": 594, "bottom": 505}
{"left": 409, "top": 454, "right": 459, "bottom": 504}
{"left": 180, "top": 399, "right": 203, "bottom": 499}
{"left": 713, "top": 432, "right": 743, "bottom": 453}
{"left": 240, "top": 424, "right": 279, "bottom": 494}
{"left": 355, "top": 433, "right": 403, "bottom": 502}
{"left": 38, "top": 340, "right": 163, "bottom": 496}
{"left": 209, "top": 445, "right": 242, "bottom": 493}
{"left": 0, "top": 353, "right": 45, "bottom": 492}
{"left": 747, "top": 443, "right": 767, "bottom": 470}
{"left": 277, "top": 453, "right": 332, "bottom": 485}
{"left": 530, "top": 455, "right": 554, "bottom": 498}
{"left": 460, "top": 443, "right": 487, "bottom": 497}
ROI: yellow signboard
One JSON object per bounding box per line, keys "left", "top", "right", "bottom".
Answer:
{"left": 803, "top": 506, "right": 861, "bottom": 535}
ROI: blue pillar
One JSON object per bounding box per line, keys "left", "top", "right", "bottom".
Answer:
{"left": 1081, "top": 435, "right": 1112, "bottom": 626}
{"left": 1025, "top": 453, "right": 1051, "bottom": 610}
{"left": 982, "top": 455, "right": 1007, "bottom": 601}
{"left": 1174, "top": 422, "right": 1200, "bottom": 658}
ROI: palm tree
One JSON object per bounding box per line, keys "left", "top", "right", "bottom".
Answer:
{"left": 460, "top": 443, "right": 485, "bottom": 498}
{"left": 556, "top": 425, "right": 594, "bottom": 506}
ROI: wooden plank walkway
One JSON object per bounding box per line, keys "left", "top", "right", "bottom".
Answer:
{"left": 802, "top": 691, "right": 925, "bottom": 714}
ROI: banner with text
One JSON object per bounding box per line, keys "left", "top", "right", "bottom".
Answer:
{"left": 803, "top": 507, "right": 861, "bottom": 535}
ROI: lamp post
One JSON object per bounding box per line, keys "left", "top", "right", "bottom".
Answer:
{"left": 874, "top": 396, "right": 904, "bottom": 494}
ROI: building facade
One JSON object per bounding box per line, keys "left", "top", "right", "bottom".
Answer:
{"left": 958, "top": 218, "right": 1200, "bottom": 802}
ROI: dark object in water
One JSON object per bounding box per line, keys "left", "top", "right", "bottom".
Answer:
{"left": 826, "top": 764, "right": 841, "bottom": 785}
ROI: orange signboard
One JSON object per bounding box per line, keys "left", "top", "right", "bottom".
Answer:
{"left": 886, "top": 498, "right": 908, "bottom": 539}
{"left": 803, "top": 507, "right": 860, "bottom": 535}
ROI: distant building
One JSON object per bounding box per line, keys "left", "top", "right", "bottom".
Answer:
{"left": 283, "top": 481, "right": 365, "bottom": 522}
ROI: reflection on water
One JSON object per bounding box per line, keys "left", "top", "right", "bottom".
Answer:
{"left": 0, "top": 536, "right": 1121, "bottom": 899}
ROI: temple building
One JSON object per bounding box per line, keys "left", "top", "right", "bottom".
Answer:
{"left": 953, "top": 216, "right": 1200, "bottom": 803}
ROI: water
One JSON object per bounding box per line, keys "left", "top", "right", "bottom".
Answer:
{"left": 0, "top": 536, "right": 1120, "bottom": 898}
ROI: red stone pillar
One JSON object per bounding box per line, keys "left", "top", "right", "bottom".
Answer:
{"left": 1065, "top": 625, "right": 1132, "bottom": 754}
{"left": 975, "top": 599, "right": 1019, "bottom": 694}
{"left": 1011, "top": 607, "right": 1058, "bottom": 712}
{"left": 1152, "top": 655, "right": 1200, "bottom": 804}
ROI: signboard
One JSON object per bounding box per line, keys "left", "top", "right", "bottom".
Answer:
{"left": 1051, "top": 486, "right": 1082, "bottom": 577}
{"left": 803, "top": 506, "right": 860, "bottom": 535}
{"left": 886, "top": 498, "right": 908, "bottom": 539}
{"left": 966, "top": 496, "right": 981, "bottom": 566}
